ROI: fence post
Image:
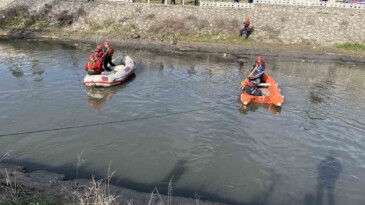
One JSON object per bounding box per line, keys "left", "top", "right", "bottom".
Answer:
{"left": 148, "top": 0, "right": 150, "bottom": 4}
{"left": 183, "top": 0, "right": 185, "bottom": 5}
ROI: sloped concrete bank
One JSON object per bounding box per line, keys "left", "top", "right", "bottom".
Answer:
{"left": 0, "top": 0, "right": 364, "bottom": 64}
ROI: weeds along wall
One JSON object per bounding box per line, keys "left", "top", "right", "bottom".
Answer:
{"left": 1, "top": 0, "right": 364, "bottom": 45}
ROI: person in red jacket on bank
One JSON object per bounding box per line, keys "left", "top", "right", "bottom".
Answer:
{"left": 84, "top": 54, "right": 102, "bottom": 75}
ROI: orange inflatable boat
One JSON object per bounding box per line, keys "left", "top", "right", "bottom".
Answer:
{"left": 240, "top": 73, "right": 284, "bottom": 106}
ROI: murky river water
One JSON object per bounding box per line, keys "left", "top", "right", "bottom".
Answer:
{"left": 0, "top": 39, "right": 364, "bottom": 205}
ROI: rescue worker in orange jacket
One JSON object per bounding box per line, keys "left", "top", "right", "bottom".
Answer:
{"left": 103, "top": 41, "right": 116, "bottom": 71}
{"left": 84, "top": 54, "right": 102, "bottom": 75}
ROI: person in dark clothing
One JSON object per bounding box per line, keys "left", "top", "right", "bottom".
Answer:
{"left": 103, "top": 41, "right": 116, "bottom": 71}
{"left": 239, "top": 17, "right": 254, "bottom": 39}
{"left": 171, "top": 0, "right": 175, "bottom": 4}
{"left": 242, "top": 80, "right": 262, "bottom": 96}
{"left": 252, "top": 56, "right": 265, "bottom": 72}
{"left": 195, "top": 0, "right": 199, "bottom": 6}
{"left": 239, "top": 18, "right": 250, "bottom": 36}
{"left": 249, "top": 56, "right": 265, "bottom": 84}
{"left": 245, "top": 25, "right": 254, "bottom": 39}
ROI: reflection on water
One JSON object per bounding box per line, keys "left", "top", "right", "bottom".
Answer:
{"left": 86, "top": 87, "right": 113, "bottom": 112}
{"left": 239, "top": 103, "right": 282, "bottom": 115}
{"left": 0, "top": 39, "right": 365, "bottom": 205}
{"left": 85, "top": 73, "right": 136, "bottom": 112}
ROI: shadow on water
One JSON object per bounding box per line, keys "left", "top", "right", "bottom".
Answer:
{"left": 85, "top": 73, "right": 136, "bottom": 112}
{"left": 10, "top": 67, "right": 24, "bottom": 78}
{"left": 309, "top": 79, "right": 336, "bottom": 105}
{"left": 308, "top": 64, "right": 337, "bottom": 105}
{"left": 304, "top": 155, "right": 342, "bottom": 205}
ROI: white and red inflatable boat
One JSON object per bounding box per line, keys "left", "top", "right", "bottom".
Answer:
{"left": 83, "top": 55, "right": 136, "bottom": 87}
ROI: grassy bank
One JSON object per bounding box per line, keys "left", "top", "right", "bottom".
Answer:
{"left": 336, "top": 43, "right": 365, "bottom": 52}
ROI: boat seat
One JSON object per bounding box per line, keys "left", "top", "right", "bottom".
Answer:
{"left": 259, "top": 88, "right": 270, "bottom": 96}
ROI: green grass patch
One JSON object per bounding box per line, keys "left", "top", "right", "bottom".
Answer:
{"left": 24, "top": 16, "right": 37, "bottom": 27}
{"left": 336, "top": 43, "right": 365, "bottom": 52}
{"left": 90, "top": 25, "right": 104, "bottom": 32}
{"left": 178, "top": 33, "right": 254, "bottom": 43}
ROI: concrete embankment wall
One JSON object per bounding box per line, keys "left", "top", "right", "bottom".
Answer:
{"left": 1, "top": 0, "right": 364, "bottom": 45}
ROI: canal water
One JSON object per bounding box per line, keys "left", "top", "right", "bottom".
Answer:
{"left": 0, "top": 39, "right": 364, "bottom": 205}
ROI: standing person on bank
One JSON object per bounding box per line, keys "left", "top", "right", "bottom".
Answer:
{"left": 103, "top": 41, "right": 116, "bottom": 71}
{"left": 239, "top": 17, "right": 250, "bottom": 37}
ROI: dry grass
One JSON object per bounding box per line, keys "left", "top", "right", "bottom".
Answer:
{"left": 147, "top": 177, "right": 200, "bottom": 205}
{"left": 0, "top": 152, "right": 23, "bottom": 203}
{"left": 3, "top": 168, "right": 24, "bottom": 201}
{"left": 72, "top": 175, "right": 120, "bottom": 205}
{"left": 148, "top": 188, "right": 164, "bottom": 205}
{"left": 71, "top": 152, "right": 120, "bottom": 205}
{"left": 167, "top": 177, "right": 173, "bottom": 205}
{"left": 0, "top": 151, "right": 57, "bottom": 204}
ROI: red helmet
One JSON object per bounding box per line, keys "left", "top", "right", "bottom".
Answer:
{"left": 257, "top": 56, "right": 262, "bottom": 62}
{"left": 89, "top": 54, "right": 95, "bottom": 60}
{"left": 96, "top": 45, "right": 102, "bottom": 50}
{"left": 104, "top": 41, "right": 109, "bottom": 46}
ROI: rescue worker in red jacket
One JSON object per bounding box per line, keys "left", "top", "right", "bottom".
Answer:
{"left": 94, "top": 45, "right": 104, "bottom": 63}
{"left": 84, "top": 54, "right": 102, "bottom": 75}
{"left": 103, "top": 41, "right": 116, "bottom": 71}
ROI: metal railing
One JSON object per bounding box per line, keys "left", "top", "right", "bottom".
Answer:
{"left": 109, "top": 0, "right": 198, "bottom": 5}
{"left": 253, "top": 0, "right": 365, "bottom": 9}
{"left": 200, "top": 1, "right": 254, "bottom": 7}
{"left": 82, "top": 0, "right": 365, "bottom": 9}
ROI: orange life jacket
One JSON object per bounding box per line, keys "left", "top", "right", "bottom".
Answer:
{"left": 244, "top": 20, "right": 250, "bottom": 30}
{"left": 87, "top": 61, "right": 96, "bottom": 70}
